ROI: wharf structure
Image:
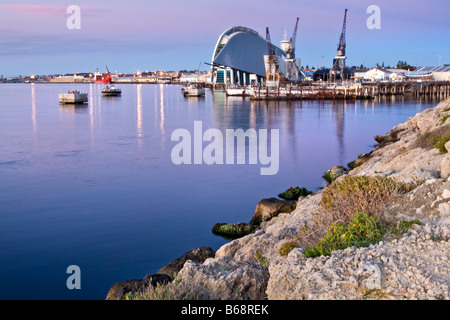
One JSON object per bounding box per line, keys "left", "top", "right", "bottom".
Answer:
{"left": 249, "top": 81, "right": 450, "bottom": 101}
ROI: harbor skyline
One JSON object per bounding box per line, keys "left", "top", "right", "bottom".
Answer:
{"left": 0, "top": 0, "right": 449, "bottom": 77}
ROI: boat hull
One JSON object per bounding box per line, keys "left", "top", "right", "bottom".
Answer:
{"left": 183, "top": 88, "right": 205, "bottom": 97}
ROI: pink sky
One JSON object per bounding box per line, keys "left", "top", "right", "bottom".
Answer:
{"left": 0, "top": 0, "right": 449, "bottom": 76}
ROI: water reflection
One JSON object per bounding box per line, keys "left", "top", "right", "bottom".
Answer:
{"left": 136, "top": 84, "right": 143, "bottom": 149}
{"left": 59, "top": 103, "right": 88, "bottom": 113}
{"left": 211, "top": 93, "right": 352, "bottom": 167}
{"left": 332, "top": 100, "right": 345, "bottom": 165}
{"left": 31, "top": 83, "right": 36, "bottom": 137}
{"left": 160, "top": 84, "right": 165, "bottom": 136}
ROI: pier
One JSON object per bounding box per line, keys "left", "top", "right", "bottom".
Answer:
{"left": 248, "top": 81, "right": 450, "bottom": 101}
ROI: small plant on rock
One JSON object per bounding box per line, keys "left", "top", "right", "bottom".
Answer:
{"left": 304, "top": 213, "right": 385, "bottom": 258}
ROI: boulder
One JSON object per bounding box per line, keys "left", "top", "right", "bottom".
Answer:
{"left": 175, "top": 255, "right": 269, "bottom": 300}
{"left": 278, "top": 186, "right": 312, "bottom": 201}
{"left": 374, "top": 135, "right": 385, "bottom": 143}
{"left": 157, "top": 246, "right": 215, "bottom": 279}
{"left": 250, "top": 197, "right": 296, "bottom": 225}
{"left": 105, "top": 247, "right": 214, "bottom": 300}
{"left": 105, "top": 274, "right": 171, "bottom": 300}
{"left": 212, "top": 222, "right": 254, "bottom": 239}
{"left": 324, "top": 166, "right": 348, "bottom": 183}
{"left": 440, "top": 155, "right": 450, "bottom": 179}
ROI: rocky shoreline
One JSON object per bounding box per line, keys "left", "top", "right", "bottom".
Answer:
{"left": 106, "top": 97, "right": 450, "bottom": 300}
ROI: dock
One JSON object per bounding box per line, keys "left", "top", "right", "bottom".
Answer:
{"left": 248, "top": 81, "right": 450, "bottom": 101}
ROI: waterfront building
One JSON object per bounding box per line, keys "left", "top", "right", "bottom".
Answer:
{"left": 408, "top": 66, "right": 450, "bottom": 81}
{"left": 210, "top": 26, "right": 301, "bottom": 87}
{"left": 361, "top": 68, "right": 408, "bottom": 82}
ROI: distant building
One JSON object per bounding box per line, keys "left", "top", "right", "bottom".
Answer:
{"left": 362, "top": 68, "right": 408, "bottom": 82}
{"left": 408, "top": 66, "right": 450, "bottom": 81}
{"left": 179, "top": 71, "right": 212, "bottom": 84}
{"left": 49, "top": 74, "right": 86, "bottom": 83}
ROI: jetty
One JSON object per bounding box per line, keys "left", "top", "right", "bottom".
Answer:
{"left": 247, "top": 81, "right": 450, "bottom": 101}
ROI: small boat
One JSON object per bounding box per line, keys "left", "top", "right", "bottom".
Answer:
{"left": 102, "top": 85, "right": 122, "bottom": 96}
{"left": 182, "top": 83, "right": 205, "bottom": 97}
{"left": 59, "top": 90, "right": 88, "bottom": 104}
{"left": 226, "top": 86, "right": 252, "bottom": 96}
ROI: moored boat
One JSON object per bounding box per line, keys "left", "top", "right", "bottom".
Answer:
{"left": 182, "top": 83, "right": 205, "bottom": 97}
{"left": 94, "top": 66, "right": 112, "bottom": 84}
{"left": 102, "top": 85, "right": 122, "bottom": 96}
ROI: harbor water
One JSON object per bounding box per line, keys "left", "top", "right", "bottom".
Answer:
{"left": 0, "top": 83, "right": 440, "bottom": 299}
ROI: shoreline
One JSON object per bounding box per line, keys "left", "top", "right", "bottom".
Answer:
{"left": 106, "top": 96, "right": 450, "bottom": 300}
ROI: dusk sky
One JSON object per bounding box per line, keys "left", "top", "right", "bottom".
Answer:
{"left": 1, "top": 0, "right": 449, "bottom": 77}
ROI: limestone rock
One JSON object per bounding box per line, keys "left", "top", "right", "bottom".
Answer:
{"left": 157, "top": 246, "right": 215, "bottom": 279}
{"left": 105, "top": 274, "right": 171, "bottom": 300}
{"left": 374, "top": 135, "right": 385, "bottom": 143}
{"left": 251, "top": 198, "right": 296, "bottom": 225}
{"left": 175, "top": 256, "right": 269, "bottom": 300}
{"left": 324, "top": 166, "right": 348, "bottom": 183}
{"left": 440, "top": 155, "right": 450, "bottom": 179}
{"left": 266, "top": 225, "right": 450, "bottom": 300}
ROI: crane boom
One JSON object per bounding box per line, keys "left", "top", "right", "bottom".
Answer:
{"left": 291, "top": 17, "right": 299, "bottom": 53}
{"left": 337, "top": 9, "right": 347, "bottom": 56}
{"left": 329, "top": 9, "right": 348, "bottom": 83}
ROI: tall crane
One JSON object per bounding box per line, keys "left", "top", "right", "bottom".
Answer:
{"left": 286, "top": 17, "right": 299, "bottom": 60}
{"left": 265, "top": 27, "right": 278, "bottom": 74}
{"left": 329, "top": 9, "right": 348, "bottom": 83}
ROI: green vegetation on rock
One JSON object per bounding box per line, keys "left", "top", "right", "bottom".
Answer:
{"left": 304, "top": 213, "right": 385, "bottom": 258}
{"left": 212, "top": 222, "right": 255, "bottom": 239}
{"left": 279, "top": 241, "right": 300, "bottom": 256}
{"left": 413, "top": 124, "right": 450, "bottom": 154}
{"left": 323, "top": 166, "right": 348, "bottom": 183}
{"left": 278, "top": 186, "right": 312, "bottom": 200}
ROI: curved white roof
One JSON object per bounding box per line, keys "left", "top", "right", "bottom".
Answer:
{"left": 211, "top": 26, "right": 285, "bottom": 77}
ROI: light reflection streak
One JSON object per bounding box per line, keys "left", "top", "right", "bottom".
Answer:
{"left": 31, "top": 83, "right": 36, "bottom": 137}
{"left": 137, "top": 84, "right": 143, "bottom": 149}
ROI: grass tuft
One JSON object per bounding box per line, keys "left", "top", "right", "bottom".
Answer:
{"left": 212, "top": 222, "right": 255, "bottom": 239}
{"left": 412, "top": 124, "right": 450, "bottom": 154}
{"left": 304, "top": 213, "right": 385, "bottom": 258}
{"left": 297, "top": 176, "right": 412, "bottom": 252}
{"left": 279, "top": 241, "right": 300, "bottom": 256}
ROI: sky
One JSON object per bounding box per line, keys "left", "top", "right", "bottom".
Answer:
{"left": 0, "top": 0, "right": 449, "bottom": 77}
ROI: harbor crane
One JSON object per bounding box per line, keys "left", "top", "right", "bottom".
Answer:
{"left": 285, "top": 17, "right": 301, "bottom": 81}
{"left": 265, "top": 27, "right": 278, "bottom": 73}
{"left": 329, "top": 9, "right": 348, "bottom": 83}
{"left": 286, "top": 17, "right": 299, "bottom": 60}
{"left": 265, "top": 27, "right": 281, "bottom": 85}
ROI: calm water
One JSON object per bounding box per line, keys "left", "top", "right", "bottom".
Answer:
{"left": 0, "top": 83, "right": 440, "bottom": 299}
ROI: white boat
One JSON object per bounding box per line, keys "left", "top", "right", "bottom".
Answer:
{"left": 226, "top": 86, "right": 252, "bottom": 96}
{"left": 58, "top": 90, "right": 88, "bottom": 104}
{"left": 102, "top": 85, "right": 122, "bottom": 96}
{"left": 182, "top": 84, "right": 205, "bottom": 97}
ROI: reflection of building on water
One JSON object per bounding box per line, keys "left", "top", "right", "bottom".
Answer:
{"left": 332, "top": 101, "right": 345, "bottom": 166}
{"left": 211, "top": 91, "right": 296, "bottom": 136}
